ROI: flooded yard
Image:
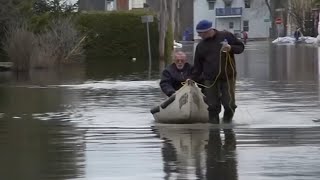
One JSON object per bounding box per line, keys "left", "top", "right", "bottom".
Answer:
{"left": 0, "top": 41, "right": 320, "bottom": 180}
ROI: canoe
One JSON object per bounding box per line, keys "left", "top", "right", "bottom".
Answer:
{"left": 150, "top": 81, "right": 209, "bottom": 123}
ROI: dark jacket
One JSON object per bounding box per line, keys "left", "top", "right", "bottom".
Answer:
{"left": 294, "top": 30, "right": 301, "bottom": 39}
{"left": 160, "top": 63, "right": 192, "bottom": 96}
{"left": 192, "top": 30, "right": 244, "bottom": 82}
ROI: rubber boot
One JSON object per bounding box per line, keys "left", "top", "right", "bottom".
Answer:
{"left": 223, "top": 110, "right": 234, "bottom": 123}
{"left": 209, "top": 112, "right": 220, "bottom": 124}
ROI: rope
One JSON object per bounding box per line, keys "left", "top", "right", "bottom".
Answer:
{"left": 182, "top": 51, "right": 234, "bottom": 90}
{"left": 182, "top": 49, "right": 236, "bottom": 116}
{"left": 181, "top": 51, "right": 223, "bottom": 88}
{"left": 226, "top": 53, "right": 235, "bottom": 115}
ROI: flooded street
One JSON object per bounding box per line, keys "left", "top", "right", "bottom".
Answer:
{"left": 1, "top": 41, "right": 320, "bottom": 180}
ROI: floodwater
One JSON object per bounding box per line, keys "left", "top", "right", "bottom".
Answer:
{"left": 1, "top": 41, "right": 320, "bottom": 180}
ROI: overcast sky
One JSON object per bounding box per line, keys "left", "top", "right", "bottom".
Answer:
{"left": 68, "top": 0, "right": 77, "bottom": 4}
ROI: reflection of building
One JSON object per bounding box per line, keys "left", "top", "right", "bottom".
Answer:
{"left": 152, "top": 124, "right": 238, "bottom": 180}
{"left": 194, "top": 0, "right": 270, "bottom": 40}
{"left": 79, "top": 0, "right": 146, "bottom": 11}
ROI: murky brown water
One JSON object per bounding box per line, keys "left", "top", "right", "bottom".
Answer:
{"left": 1, "top": 41, "right": 320, "bottom": 180}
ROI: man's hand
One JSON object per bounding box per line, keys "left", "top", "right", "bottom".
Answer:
{"left": 221, "top": 42, "right": 231, "bottom": 52}
{"left": 185, "top": 78, "right": 194, "bottom": 85}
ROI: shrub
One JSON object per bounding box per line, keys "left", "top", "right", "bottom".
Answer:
{"left": 3, "top": 18, "right": 85, "bottom": 71}
{"left": 3, "top": 23, "right": 34, "bottom": 71}
{"left": 76, "top": 11, "right": 159, "bottom": 59}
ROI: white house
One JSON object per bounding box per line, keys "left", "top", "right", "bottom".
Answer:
{"left": 79, "top": 0, "right": 146, "bottom": 11}
{"left": 193, "top": 0, "right": 271, "bottom": 40}
{"left": 129, "top": 0, "right": 146, "bottom": 9}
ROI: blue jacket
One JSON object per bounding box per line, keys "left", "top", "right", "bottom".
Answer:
{"left": 160, "top": 63, "right": 192, "bottom": 96}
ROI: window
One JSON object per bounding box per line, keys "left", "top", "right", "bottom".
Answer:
{"left": 229, "top": 22, "right": 234, "bottom": 29}
{"left": 223, "top": 0, "right": 232, "bottom": 7}
{"left": 244, "top": 0, "right": 250, "bottom": 8}
{"left": 243, "top": 20, "right": 249, "bottom": 31}
{"left": 105, "top": 0, "right": 115, "bottom": 11}
{"left": 207, "top": 0, "right": 216, "bottom": 10}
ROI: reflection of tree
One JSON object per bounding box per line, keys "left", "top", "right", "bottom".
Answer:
{"left": 0, "top": 115, "right": 85, "bottom": 180}
{"left": 0, "top": 67, "right": 85, "bottom": 115}
{"left": 0, "top": 86, "right": 64, "bottom": 114}
{"left": 85, "top": 57, "right": 156, "bottom": 80}
{"left": 152, "top": 125, "right": 238, "bottom": 180}
{"left": 269, "top": 45, "right": 317, "bottom": 81}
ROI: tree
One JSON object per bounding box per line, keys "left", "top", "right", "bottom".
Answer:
{"left": 264, "top": 0, "right": 288, "bottom": 37}
{"left": 168, "top": 0, "right": 176, "bottom": 39}
{"left": 289, "top": 0, "right": 312, "bottom": 32}
{"left": 159, "top": 0, "right": 168, "bottom": 71}
{"left": 33, "top": 0, "right": 51, "bottom": 14}
{"left": 265, "top": 0, "right": 272, "bottom": 20}
{"left": 313, "top": 0, "right": 320, "bottom": 5}
{"left": 0, "top": 0, "right": 33, "bottom": 53}
{"left": 33, "top": 0, "right": 78, "bottom": 15}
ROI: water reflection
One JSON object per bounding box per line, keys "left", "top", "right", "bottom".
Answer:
{"left": 0, "top": 69, "right": 86, "bottom": 180}
{"left": 270, "top": 44, "right": 318, "bottom": 81}
{"left": 235, "top": 42, "right": 320, "bottom": 125}
{"left": 237, "top": 42, "right": 319, "bottom": 82}
{"left": 1, "top": 41, "right": 320, "bottom": 180}
{"left": 153, "top": 124, "right": 238, "bottom": 180}
{"left": 85, "top": 58, "right": 160, "bottom": 80}
{"left": 0, "top": 65, "right": 85, "bottom": 86}
{"left": 206, "top": 128, "right": 237, "bottom": 180}
{"left": 0, "top": 115, "right": 85, "bottom": 180}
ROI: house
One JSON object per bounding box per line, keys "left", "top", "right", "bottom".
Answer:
{"left": 193, "top": 0, "right": 271, "bottom": 40}
{"left": 79, "top": 0, "right": 146, "bottom": 12}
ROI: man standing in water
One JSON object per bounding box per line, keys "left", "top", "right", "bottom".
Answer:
{"left": 294, "top": 27, "right": 302, "bottom": 42}
{"left": 191, "top": 20, "right": 244, "bottom": 124}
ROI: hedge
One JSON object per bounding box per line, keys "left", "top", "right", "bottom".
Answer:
{"left": 76, "top": 11, "right": 159, "bottom": 60}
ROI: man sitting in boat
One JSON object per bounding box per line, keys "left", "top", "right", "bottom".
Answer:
{"left": 160, "top": 51, "right": 192, "bottom": 97}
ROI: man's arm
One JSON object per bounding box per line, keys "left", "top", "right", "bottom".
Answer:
{"left": 160, "top": 69, "right": 176, "bottom": 96}
{"left": 226, "top": 32, "right": 245, "bottom": 54}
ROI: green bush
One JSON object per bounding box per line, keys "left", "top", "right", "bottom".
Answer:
{"left": 76, "top": 11, "right": 159, "bottom": 60}
{"left": 29, "top": 13, "right": 51, "bottom": 33}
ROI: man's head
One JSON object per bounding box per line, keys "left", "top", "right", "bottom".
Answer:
{"left": 196, "top": 20, "right": 215, "bottom": 39}
{"left": 174, "top": 51, "right": 187, "bottom": 70}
